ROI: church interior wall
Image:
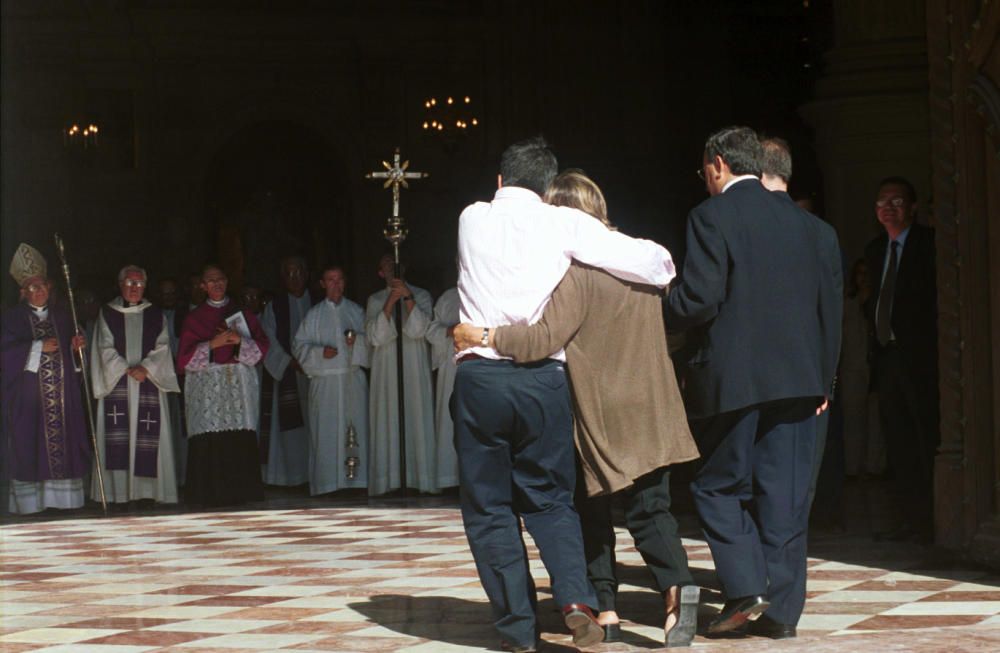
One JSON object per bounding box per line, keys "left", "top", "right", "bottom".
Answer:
{"left": 1, "top": 0, "right": 824, "bottom": 309}
{"left": 1, "top": 1, "right": 703, "bottom": 306}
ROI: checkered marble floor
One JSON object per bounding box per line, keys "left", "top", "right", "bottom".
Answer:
{"left": 2, "top": 504, "right": 999, "bottom": 652}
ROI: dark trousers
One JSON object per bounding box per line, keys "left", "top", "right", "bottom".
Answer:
{"left": 875, "top": 345, "right": 939, "bottom": 532}
{"left": 577, "top": 466, "right": 692, "bottom": 613}
{"left": 690, "top": 398, "right": 817, "bottom": 626}
{"left": 452, "top": 358, "right": 597, "bottom": 646}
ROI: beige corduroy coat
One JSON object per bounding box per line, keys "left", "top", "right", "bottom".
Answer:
{"left": 494, "top": 263, "right": 700, "bottom": 497}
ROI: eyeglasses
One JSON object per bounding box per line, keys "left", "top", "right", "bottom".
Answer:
{"left": 875, "top": 197, "right": 906, "bottom": 209}
{"left": 25, "top": 284, "right": 47, "bottom": 293}
{"left": 695, "top": 168, "right": 705, "bottom": 181}
{"left": 122, "top": 280, "right": 146, "bottom": 289}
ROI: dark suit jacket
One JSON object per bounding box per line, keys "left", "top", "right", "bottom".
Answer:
{"left": 863, "top": 222, "right": 938, "bottom": 379}
{"left": 665, "top": 179, "right": 843, "bottom": 420}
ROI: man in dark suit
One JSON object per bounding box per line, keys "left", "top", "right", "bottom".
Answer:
{"left": 864, "top": 177, "right": 938, "bottom": 542}
{"left": 665, "top": 126, "right": 841, "bottom": 639}
{"left": 760, "top": 137, "right": 845, "bottom": 521}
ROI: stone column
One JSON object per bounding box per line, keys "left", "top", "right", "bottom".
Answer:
{"left": 800, "top": 1, "right": 930, "bottom": 263}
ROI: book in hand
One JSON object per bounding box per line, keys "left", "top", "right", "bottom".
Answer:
{"left": 225, "top": 312, "right": 252, "bottom": 339}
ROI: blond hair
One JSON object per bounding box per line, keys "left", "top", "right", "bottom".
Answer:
{"left": 543, "top": 170, "right": 614, "bottom": 229}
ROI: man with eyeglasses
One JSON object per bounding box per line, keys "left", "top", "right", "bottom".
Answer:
{"left": 2, "top": 243, "right": 90, "bottom": 514}
{"left": 666, "top": 127, "right": 841, "bottom": 639}
{"left": 863, "top": 177, "right": 939, "bottom": 543}
{"left": 89, "top": 264, "right": 181, "bottom": 505}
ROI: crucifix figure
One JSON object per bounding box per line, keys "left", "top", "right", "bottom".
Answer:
{"left": 366, "top": 147, "right": 428, "bottom": 494}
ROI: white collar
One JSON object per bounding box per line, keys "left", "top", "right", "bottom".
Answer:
{"left": 722, "top": 175, "right": 759, "bottom": 194}
{"left": 207, "top": 297, "right": 230, "bottom": 308}
{"left": 110, "top": 296, "right": 151, "bottom": 313}
{"left": 494, "top": 186, "right": 543, "bottom": 202}
{"left": 326, "top": 297, "right": 343, "bottom": 307}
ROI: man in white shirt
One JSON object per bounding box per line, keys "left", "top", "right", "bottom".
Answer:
{"left": 454, "top": 137, "right": 676, "bottom": 652}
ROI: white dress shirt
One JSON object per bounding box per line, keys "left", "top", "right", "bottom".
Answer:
{"left": 457, "top": 186, "right": 676, "bottom": 360}
{"left": 722, "top": 175, "right": 760, "bottom": 193}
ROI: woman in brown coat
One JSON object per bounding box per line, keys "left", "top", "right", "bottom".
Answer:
{"left": 454, "top": 171, "right": 701, "bottom": 647}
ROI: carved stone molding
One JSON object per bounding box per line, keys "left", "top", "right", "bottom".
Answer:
{"left": 968, "top": 74, "right": 1000, "bottom": 151}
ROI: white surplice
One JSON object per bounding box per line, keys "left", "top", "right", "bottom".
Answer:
{"left": 365, "top": 285, "right": 437, "bottom": 495}
{"left": 90, "top": 297, "right": 181, "bottom": 503}
{"left": 425, "top": 287, "right": 460, "bottom": 489}
{"left": 161, "top": 306, "right": 186, "bottom": 485}
{"left": 260, "top": 293, "right": 313, "bottom": 486}
{"left": 293, "top": 298, "right": 370, "bottom": 495}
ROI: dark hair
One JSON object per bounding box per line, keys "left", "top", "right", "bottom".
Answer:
{"left": 878, "top": 176, "right": 917, "bottom": 203}
{"left": 759, "top": 136, "right": 793, "bottom": 182}
{"left": 704, "top": 126, "right": 763, "bottom": 176}
{"left": 319, "top": 264, "right": 346, "bottom": 278}
{"left": 280, "top": 255, "right": 308, "bottom": 272}
{"left": 200, "top": 263, "right": 226, "bottom": 280}
{"left": 499, "top": 136, "right": 558, "bottom": 196}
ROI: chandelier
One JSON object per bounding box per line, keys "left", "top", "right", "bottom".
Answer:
{"left": 64, "top": 122, "right": 100, "bottom": 148}
{"left": 422, "top": 95, "right": 479, "bottom": 135}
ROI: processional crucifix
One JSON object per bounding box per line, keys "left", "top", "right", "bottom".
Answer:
{"left": 366, "top": 147, "right": 428, "bottom": 493}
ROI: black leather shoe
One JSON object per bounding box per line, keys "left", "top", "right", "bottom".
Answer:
{"left": 562, "top": 603, "right": 604, "bottom": 648}
{"left": 500, "top": 640, "right": 537, "bottom": 653}
{"left": 706, "top": 595, "right": 769, "bottom": 634}
{"left": 666, "top": 584, "right": 700, "bottom": 647}
{"left": 602, "top": 623, "right": 622, "bottom": 642}
{"left": 748, "top": 614, "right": 796, "bottom": 639}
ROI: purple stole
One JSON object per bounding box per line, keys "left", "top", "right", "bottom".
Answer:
{"left": 102, "top": 304, "right": 163, "bottom": 477}
{"left": 2, "top": 303, "right": 90, "bottom": 482}
{"left": 30, "top": 313, "right": 70, "bottom": 478}
{"left": 258, "top": 293, "right": 314, "bottom": 463}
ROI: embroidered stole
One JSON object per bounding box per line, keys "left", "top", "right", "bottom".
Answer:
{"left": 102, "top": 306, "right": 163, "bottom": 477}
{"left": 30, "top": 313, "right": 68, "bottom": 479}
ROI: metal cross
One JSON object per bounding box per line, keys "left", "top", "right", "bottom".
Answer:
{"left": 366, "top": 147, "right": 428, "bottom": 219}
{"left": 107, "top": 405, "right": 125, "bottom": 425}
{"left": 139, "top": 411, "right": 157, "bottom": 431}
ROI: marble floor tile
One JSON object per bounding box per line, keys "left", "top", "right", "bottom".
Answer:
{"left": 0, "top": 627, "right": 126, "bottom": 644}
{"left": 29, "top": 645, "right": 158, "bottom": 653}
{"left": 883, "top": 601, "right": 1000, "bottom": 616}
{"left": 146, "top": 618, "right": 285, "bottom": 633}
{"left": 173, "top": 632, "right": 326, "bottom": 648}
{"left": 4, "top": 503, "right": 1000, "bottom": 652}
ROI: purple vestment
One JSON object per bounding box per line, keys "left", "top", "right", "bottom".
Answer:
{"left": 1, "top": 302, "right": 90, "bottom": 482}
{"left": 101, "top": 304, "right": 163, "bottom": 477}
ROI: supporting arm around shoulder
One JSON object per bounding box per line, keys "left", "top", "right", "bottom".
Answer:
{"left": 564, "top": 208, "right": 676, "bottom": 288}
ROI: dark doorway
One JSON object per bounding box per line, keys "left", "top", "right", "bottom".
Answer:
{"left": 203, "top": 120, "right": 351, "bottom": 295}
